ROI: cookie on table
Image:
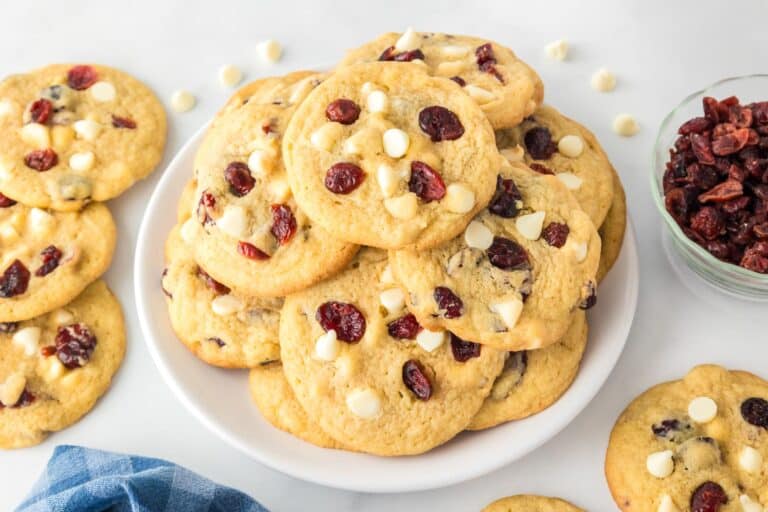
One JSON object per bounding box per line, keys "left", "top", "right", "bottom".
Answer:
{"left": 468, "top": 311, "right": 588, "bottom": 430}
{"left": 390, "top": 160, "right": 600, "bottom": 351}
{"left": 248, "top": 362, "right": 342, "bottom": 449}
{"left": 597, "top": 168, "right": 627, "bottom": 283}
{"left": 279, "top": 249, "right": 505, "bottom": 456}
{"left": 339, "top": 30, "right": 543, "bottom": 129}
{"left": 496, "top": 105, "right": 615, "bottom": 228}
{"left": 605, "top": 365, "right": 768, "bottom": 511}
{"left": 482, "top": 495, "right": 584, "bottom": 512}
{"left": 0, "top": 280, "right": 125, "bottom": 449}
{"left": 0, "top": 201, "right": 115, "bottom": 322}
{"left": 186, "top": 74, "right": 358, "bottom": 297}
{"left": 216, "top": 71, "right": 326, "bottom": 119}
{"left": 283, "top": 62, "right": 500, "bottom": 250}
{"left": 0, "top": 64, "right": 166, "bottom": 211}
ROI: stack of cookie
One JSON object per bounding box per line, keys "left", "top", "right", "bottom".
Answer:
{"left": 163, "top": 31, "right": 627, "bottom": 455}
{"left": 0, "top": 64, "right": 166, "bottom": 448}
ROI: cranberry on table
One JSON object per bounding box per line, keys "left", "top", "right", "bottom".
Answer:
{"left": 402, "top": 359, "right": 432, "bottom": 400}
{"left": 408, "top": 161, "right": 446, "bottom": 202}
{"left": 325, "top": 99, "right": 360, "bottom": 125}
{"left": 315, "top": 301, "right": 366, "bottom": 343}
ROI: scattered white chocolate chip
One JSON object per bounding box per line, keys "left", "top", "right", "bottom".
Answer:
{"left": 216, "top": 206, "right": 249, "bottom": 238}
{"left": 571, "top": 240, "right": 588, "bottom": 262}
{"left": 557, "top": 172, "right": 583, "bottom": 190}
{"left": 383, "top": 128, "right": 410, "bottom": 158}
{"left": 51, "top": 309, "right": 75, "bottom": 326}
{"left": 558, "top": 135, "right": 584, "bottom": 158}
{"left": 441, "top": 45, "right": 470, "bottom": 58}
{"left": 395, "top": 27, "right": 421, "bottom": 52}
{"left": 73, "top": 119, "right": 101, "bottom": 141}
{"left": 314, "top": 329, "right": 340, "bottom": 361}
{"left": 657, "top": 494, "right": 680, "bottom": 512}
{"left": 170, "top": 90, "right": 196, "bottom": 113}
{"left": 500, "top": 145, "right": 525, "bottom": 163}
{"left": 367, "top": 90, "right": 389, "bottom": 114}
{"left": 256, "top": 39, "right": 282, "bottom": 64}
{"left": 90, "top": 81, "right": 116, "bottom": 102}
{"left": 646, "top": 450, "right": 674, "bottom": 478}
{"left": 267, "top": 178, "right": 292, "bottom": 202}
{"left": 442, "top": 184, "right": 475, "bottom": 213}
{"left": 464, "top": 221, "right": 494, "bottom": 250}
{"left": 310, "top": 123, "right": 343, "bottom": 152}
{"left": 20, "top": 123, "right": 50, "bottom": 148}
{"left": 613, "top": 113, "right": 639, "bottom": 137}
{"left": 544, "top": 39, "right": 569, "bottom": 61}
{"left": 0, "top": 99, "right": 13, "bottom": 117}
{"left": 346, "top": 388, "right": 381, "bottom": 419}
{"left": 739, "top": 446, "right": 763, "bottom": 474}
{"left": 12, "top": 327, "right": 41, "bottom": 356}
{"left": 464, "top": 84, "right": 495, "bottom": 104}
{"left": 180, "top": 219, "right": 197, "bottom": 243}
{"left": 591, "top": 68, "right": 616, "bottom": 92}
{"left": 490, "top": 299, "right": 524, "bottom": 330}
{"left": 379, "top": 288, "right": 405, "bottom": 314}
{"left": 211, "top": 294, "right": 244, "bottom": 316}
{"left": 68, "top": 151, "right": 95, "bottom": 172}
{"left": 688, "top": 396, "right": 718, "bottom": 423}
{"left": 739, "top": 495, "right": 765, "bottom": 512}
{"left": 218, "top": 65, "right": 243, "bottom": 87}
{"left": 516, "top": 211, "right": 545, "bottom": 240}
{"left": 415, "top": 329, "right": 445, "bottom": 353}
{"left": 384, "top": 193, "right": 419, "bottom": 220}
{"left": 0, "top": 374, "right": 26, "bottom": 406}
{"left": 380, "top": 265, "right": 395, "bottom": 285}
{"left": 27, "top": 207, "right": 56, "bottom": 237}
{"left": 247, "top": 149, "right": 275, "bottom": 175}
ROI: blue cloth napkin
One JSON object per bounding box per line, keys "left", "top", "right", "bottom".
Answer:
{"left": 16, "top": 445, "right": 268, "bottom": 512}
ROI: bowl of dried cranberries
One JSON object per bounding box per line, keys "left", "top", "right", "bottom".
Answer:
{"left": 653, "top": 75, "right": 768, "bottom": 300}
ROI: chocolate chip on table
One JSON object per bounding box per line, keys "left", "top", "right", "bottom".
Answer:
{"left": 315, "top": 301, "right": 366, "bottom": 343}
{"left": 408, "top": 161, "right": 446, "bottom": 202}
{"left": 325, "top": 163, "right": 365, "bottom": 194}
{"left": 0, "top": 260, "right": 30, "bottom": 298}
{"left": 433, "top": 286, "right": 463, "bottom": 319}
{"left": 690, "top": 481, "right": 727, "bottom": 512}
{"left": 387, "top": 313, "right": 422, "bottom": 340}
{"left": 402, "top": 359, "right": 432, "bottom": 400}
{"left": 325, "top": 99, "right": 360, "bottom": 125}
{"left": 224, "top": 162, "right": 255, "bottom": 197}
{"left": 270, "top": 204, "right": 297, "bottom": 245}
{"left": 418, "top": 106, "right": 465, "bottom": 142}
{"left": 55, "top": 323, "right": 97, "bottom": 369}
{"left": 740, "top": 397, "right": 768, "bottom": 428}
{"left": 449, "top": 333, "right": 481, "bottom": 362}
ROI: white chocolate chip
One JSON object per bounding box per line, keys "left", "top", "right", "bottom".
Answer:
{"left": 314, "top": 329, "right": 340, "bottom": 361}
{"left": 180, "top": 218, "right": 197, "bottom": 243}
{"left": 500, "top": 145, "right": 525, "bottom": 163}
{"left": 310, "top": 123, "right": 343, "bottom": 152}
{"left": 591, "top": 68, "right": 616, "bottom": 92}
{"left": 346, "top": 388, "right": 381, "bottom": 419}
{"left": 464, "top": 84, "right": 495, "bottom": 105}
{"left": 557, "top": 172, "right": 583, "bottom": 190}
{"left": 0, "top": 99, "right": 14, "bottom": 117}
{"left": 0, "top": 374, "right": 26, "bottom": 406}
{"left": 558, "top": 135, "right": 584, "bottom": 158}
{"left": 379, "top": 288, "right": 405, "bottom": 314}
{"left": 367, "top": 90, "right": 389, "bottom": 114}
{"left": 442, "top": 184, "right": 475, "bottom": 213}
{"left": 646, "top": 450, "right": 674, "bottom": 478}
{"left": 688, "top": 396, "right": 718, "bottom": 423}
{"left": 267, "top": 178, "right": 292, "bottom": 202}
{"left": 20, "top": 123, "right": 50, "bottom": 148}
{"left": 51, "top": 309, "right": 75, "bottom": 326}
{"left": 27, "top": 207, "right": 56, "bottom": 237}
{"left": 12, "top": 327, "right": 41, "bottom": 356}
{"left": 464, "top": 221, "right": 493, "bottom": 250}
{"left": 216, "top": 206, "right": 249, "bottom": 238}
{"left": 739, "top": 495, "right": 765, "bottom": 512}
{"left": 376, "top": 164, "right": 400, "bottom": 198}
{"left": 415, "top": 329, "right": 445, "bottom": 352}
{"left": 361, "top": 82, "right": 378, "bottom": 96}
{"left": 211, "top": 294, "right": 244, "bottom": 316}
{"left": 218, "top": 65, "right": 243, "bottom": 87}
{"left": 571, "top": 240, "right": 588, "bottom": 262}
{"left": 544, "top": 39, "right": 569, "bottom": 61}
{"left": 516, "top": 211, "right": 545, "bottom": 240}
{"left": 170, "top": 90, "right": 196, "bottom": 113}
{"left": 73, "top": 119, "right": 101, "bottom": 141}
{"left": 256, "top": 39, "right": 282, "bottom": 63}
{"left": 613, "top": 114, "right": 640, "bottom": 137}
{"left": 40, "top": 357, "right": 66, "bottom": 383}
{"left": 68, "top": 151, "right": 95, "bottom": 172}
{"left": 395, "top": 27, "right": 421, "bottom": 52}
{"left": 436, "top": 61, "right": 466, "bottom": 76}
{"left": 380, "top": 265, "right": 395, "bottom": 285}
{"left": 247, "top": 149, "right": 276, "bottom": 175}
{"left": 90, "top": 81, "right": 116, "bottom": 102}
{"left": 440, "top": 45, "right": 470, "bottom": 59}
{"left": 657, "top": 494, "right": 680, "bottom": 512}
{"left": 342, "top": 129, "right": 370, "bottom": 156}
{"left": 383, "top": 128, "right": 410, "bottom": 158}
{"left": 0, "top": 223, "right": 20, "bottom": 243}
{"left": 490, "top": 299, "right": 524, "bottom": 330}
{"left": 739, "top": 446, "right": 763, "bottom": 473}
{"left": 384, "top": 193, "right": 419, "bottom": 220}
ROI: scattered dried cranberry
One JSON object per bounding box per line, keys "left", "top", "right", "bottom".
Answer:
{"left": 325, "top": 99, "right": 360, "bottom": 124}
{"left": 237, "top": 241, "right": 269, "bottom": 260}
{"left": 0, "top": 322, "right": 18, "bottom": 333}
{"left": 487, "top": 237, "right": 530, "bottom": 271}
{"left": 224, "top": 162, "right": 255, "bottom": 197}
{"left": 408, "top": 161, "right": 446, "bottom": 202}
{"left": 524, "top": 127, "right": 556, "bottom": 160}
{"left": 387, "top": 313, "right": 422, "bottom": 339}
{"left": 197, "top": 267, "right": 230, "bottom": 295}
{"left": 0, "top": 193, "right": 17, "bottom": 208}
{"left": 378, "top": 46, "right": 425, "bottom": 62}
{"left": 449, "top": 76, "right": 466, "bottom": 87}
{"left": 0, "top": 260, "right": 30, "bottom": 298}
{"left": 315, "top": 301, "right": 366, "bottom": 343}
{"left": 542, "top": 222, "right": 569, "bottom": 247}
{"left": 55, "top": 323, "right": 97, "bottom": 369}
{"left": 197, "top": 190, "right": 216, "bottom": 225}
{"left": 740, "top": 397, "right": 768, "bottom": 428}
{"left": 325, "top": 163, "right": 365, "bottom": 194}
{"left": 433, "top": 286, "right": 463, "bottom": 318}
{"left": 35, "top": 245, "right": 62, "bottom": 277}
{"left": 270, "top": 204, "right": 297, "bottom": 245}
{"left": 418, "top": 106, "right": 464, "bottom": 142}
{"left": 402, "top": 359, "right": 432, "bottom": 400}
{"left": 528, "top": 162, "right": 555, "bottom": 175}
{"left": 475, "top": 43, "right": 504, "bottom": 83}
{"left": 67, "top": 65, "right": 98, "bottom": 90}
{"left": 488, "top": 175, "right": 522, "bottom": 218}
{"left": 450, "top": 333, "right": 481, "bottom": 362}
{"left": 690, "top": 482, "right": 727, "bottom": 512}
{"left": 24, "top": 148, "right": 58, "bottom": 171}
{"left": 111, "top": 115, "right": 137, "bottom": 129}
{"left": 29, "top": 99, "right": 53, "bottom": 124}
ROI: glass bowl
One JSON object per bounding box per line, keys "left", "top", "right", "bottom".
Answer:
{"left": 651, "top": 74, "right": 768, "bottom": 301}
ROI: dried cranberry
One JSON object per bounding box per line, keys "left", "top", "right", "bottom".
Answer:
{"left": 325, "top": 163, "right": 365, "bottom": 194}
{"left": 689, "top": 165, "right": 720, "bottom": 190}
{"left": 224, "top": 162, "right": 255, "bottom": 197}
{"left": 699, "top": 179, "right": 743, "bottom": 203}
{"left": 0, "top": 193, "right": 17, "bottom": 208}
{"left": 742, "top": 242, "right": 768, "bottom": 273}
{"left": 0, "top": 260, "right": 30, "bottom": 298}
{"left": 524, "top": 127, "right": 556, "bottom": 160}
{"left": 475, "top": 43, "right": 504, "bottom": 83}
{"left": 0, "top": 322, "right": 18, "bottom": 333}
{"left": 408, "top": 161, "right": 446, "bottom": 202}
{"left": 579, "top": 282, "right": 597, "bottom": 310}
{"left": 542, "top": 222, "right": 569, "bottom": 247}
{"left": 740, "top": 397, "right": 768, "bottom": 428}
{"left": 418, "top": 106, "right": 464, "bottom": 142}
{"left": 40, "top": 345, "right": 57, "bottom": 357}
{"left": 55, "top": 323, "right": 97, "bottom": 369}
{"left": 402, "top": 360, "right": 432, "bottom": 400}
{"left": 111, "top": 115, "right": 137, "bottom": 129}
{"left": 450, "top": 333, "right": 481, "bottom": 362}
{"left": 488, "top": 175, "right": 522, "bottom": 218}
{"left": 325, "top": 99, "right": 360, "bottom": 125}
{"left": 208, "top": 337, "right": 226, "bottom": 348}
{"left": 67, "top": 65, "right": 98, "bottom": 90}
{"left": 665, "top": 187, "right": 697, "bottom": 224}
{"left": 29, "top": 99, "right": 53, "bottom": 124}
{"left": 270, "top": 204, "right": 297, "bottom": 245}
{"left": 528, "top": 163, "right": 555, "bottom": 175}
{"left": 197, "top": 190, "right": 216, "bottom": 225}
{"left": 690, "top": 482, "right": 727, "bottom": 512}
{"left": 652, "top": 418, "right": 689, "bottom": 439}
{"left": 487, "top": 237, "right": 530, "bottom": 271}
{"left": 196, "top": 267, "right": 230, "bottom": 295}
{"left": 387, "top": 313, "right": 422, "bottom": 339}
{"left": 315, "top": 301, "right": 366, "bottom": 343}
{"left": 1, "top": 389, "right": 36, "bottom": 409}
{"left": 35, "top": 245, "right": 62, "bottom": 277}
{"left": 678, "top": 117, "right": 712, "bottom": 135}
{"left": 690, "top": 207, "right": 724, "bottom": 241}
{"left": 237, "top": 242, "right": 269, "bottom": 260}
{"left": 378, "top": 46, "right": 425, "bottom": 62}
{"left": 24, "top": 148, "right": 58, "bottom": 171}
{"left": 691, "top": 133, "right": 716, "bottom": 165}
{"left": 433, "top": 286, "right": 463, "bottom": 319}
{"left": 449, "top": 76, "right": 466, "bottom": 87}
{"left": 712, "top": 128, "right": 751, "bottom": 156}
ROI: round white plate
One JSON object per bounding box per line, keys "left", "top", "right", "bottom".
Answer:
{"left": 135, "top": 123, "right": 639, "bottom": 493}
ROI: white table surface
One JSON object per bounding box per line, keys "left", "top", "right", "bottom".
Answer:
{"left": 2, "top": 1, "right": 766, "bottom": 509}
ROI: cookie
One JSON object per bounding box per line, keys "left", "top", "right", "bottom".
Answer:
{"left": 597, "top": 168, "right": 627, "bottom": 283}
{"left": 186, "top": 73, "right": 358, "bottom": 297}
{"left": 283, "top": 62, "right": 500, "bottom": 250}
{"left": 0, "top": 64, "right": 166, "bottom": 211}
{"left": 216, "top": 71, "right": 326, "bottom": 119}
{"left": 0, "top": 201, "right": 115, "bottom": 322}
{"left": 176, "top": 179, "right": 197, "bottom": 223}
{"left": 0, "top": 280, "right": 125, "bottom": 449}
{"left": 482, "top": 495, "right": 584, "bottom": 512}
{"left": 248, "top": 362, "right": 341, "bottom": 449}
{"left": 279, "top": 249, "right": 505, "bottom": 455}
{"left": 496, "top": 105, "right": 615, "bottom": 227}
{"left": 605, "top": 365, "right": 768, "bottom": 511}
{"left": 390, "top": 160, "right": 600, "bottom": 351}
{"left": 339, "top": 31, "right": 543, "bottom": 129}
{"left": 468, "top": 311, "right": 588, "bottom": 430}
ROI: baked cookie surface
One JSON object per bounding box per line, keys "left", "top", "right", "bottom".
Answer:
{"left": 0, "top": 64, "right": 166, "bottom": 210}
{"left": 482, "top": 495, "right": 584, "bottom": 512}
{"left": 597, "top": 168, "right": 627, "bottom": 283}
{"left": 217, "top": 71, "right": 326, "bottom": 119}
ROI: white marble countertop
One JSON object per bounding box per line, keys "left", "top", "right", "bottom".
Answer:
{"left": 2, "top": 0, "right": 766, "bottom": 509}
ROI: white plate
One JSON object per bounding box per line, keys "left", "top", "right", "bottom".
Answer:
{"left": 134, "top": 123, "right": 639, "bottom": 493}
